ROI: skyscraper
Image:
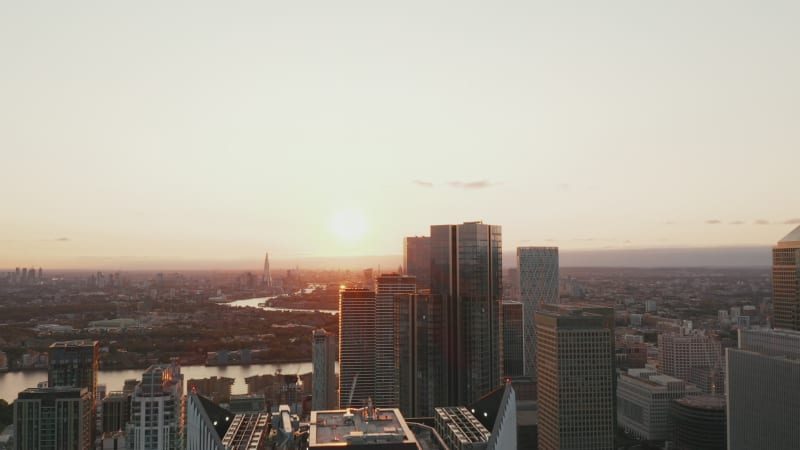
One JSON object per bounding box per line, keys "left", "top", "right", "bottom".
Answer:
{"left": 14, "top": 387, "right": 92, "bottom": 450}
{"left": 263, "top": 252, "right": 272, "bottom": 287}
{"left": 395, "top": 292, "right": 444, "bottom": 417}
{"left": 430, "top": 221, "right": 502, "bottom": 405}
{"left": 403, "top": 236, "right": 431, "bottom": 290}
{"left": 338, "top": 288, "right": 376, "bottom": 408}
{"left": 127, "top": 360, "right": 185, "bottom": 450}
{"left": 727, "top": 329, "right": 800, "bottom": 449}
{"left": 374, "top": 274, "right": 416, "bottom": 408}
{"left": 772, "top": 225, "right": 800, "bottom": 330}
{"left": 312, "top": 328, "right": 338, "bottom": 411}
{"left": 536, "top": 306, "right": 615, "bottom": 450}
{"left": 517, "top": 246, "right": 559, "bottom": 379}
{"left": 502, "top": 301, "right": 524, "bottom": 378}
{"left": 49, "top": 340, "right": 99, "bottom": 440}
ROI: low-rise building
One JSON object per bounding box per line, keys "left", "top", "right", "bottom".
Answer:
{"left": 617, "top": 368, "right": 702, "bottom": 441}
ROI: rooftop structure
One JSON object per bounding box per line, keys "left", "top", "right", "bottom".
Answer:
{"left": 434, "top": 407, "right": 491, "bottom": 450}
{"left": 222, "top": 413, "right": 270, "bottom": 450}
{"left": 309, "top": 407, "right": 418, "bottom": 449}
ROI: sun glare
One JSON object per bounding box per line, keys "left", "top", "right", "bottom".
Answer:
{"left": 329, "top": 209, "right": 368, "bottom": 242}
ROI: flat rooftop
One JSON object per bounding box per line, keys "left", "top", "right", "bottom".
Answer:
{"left": 310, "top": 408, "right": 419, "bottom": 448}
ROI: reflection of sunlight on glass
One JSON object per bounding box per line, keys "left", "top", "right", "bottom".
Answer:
{"left": 329, "top": 209, "right": 368, "bottom": 242}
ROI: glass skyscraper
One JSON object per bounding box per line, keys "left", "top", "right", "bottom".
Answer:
{"left": 430, "top": 221, "right": 502, "bottom": 405}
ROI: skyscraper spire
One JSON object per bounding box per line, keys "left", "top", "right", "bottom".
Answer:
{"left": 263, "top": 252, "right": 272, "bottom": 288}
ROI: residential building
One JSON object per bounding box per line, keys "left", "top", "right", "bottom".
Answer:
{"left": 727, "top": 329, "right": 800, "bottom": 450}
{"left": 536, "top": 305, "right": 615, "bottom": 450}
{"left": 127, "top": 360, "right": 184, "bottom": 450}
{"left": 312, "top": 329, "right": 338, "bottom": 411}
{"left": 403, "top": 236, "right": 431, "bottom": 291}
{"left": 658, "top": 331, "right": 723, "bottom": 394}
{"left": 48, "top": 340, "right": 99, "bottom": 432}
{"left": 430, "top": 221, "right": 502, "bottom": 405}
{"left": 517, "top": 247, "right": 559, "bottom": 379}
{"left": 772, "top": 225, "right": 800, "bottom": 330}
{"left": 102, "top": 392, "right": 131, "bottom": 433}
{"left": 14, "top": 387, "right": 92, "bottom": 450}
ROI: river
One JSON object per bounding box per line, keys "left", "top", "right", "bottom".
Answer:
{"left": 0, "top": 362, "right": 317, "bottom": 402}
{"left": 0, "top": 295, "right": 338, "bottom": 402}
{"left": 225, "top": 295, "right": 338, "bottom": 314}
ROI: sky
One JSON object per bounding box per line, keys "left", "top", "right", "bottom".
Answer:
{"left": 1, "top": 1, "right": 799, "bottom": 269}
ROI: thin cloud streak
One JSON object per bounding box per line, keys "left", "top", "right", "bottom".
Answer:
{"left": 785, "top": 218, "right": 800, "bottom": 224}
{"left": 705, "top": 220, "right": 722, "bottom": 224}
{"left": 754, "top": 219, "right": 770, "bottom": 225}
{"left": 448, "top": 180, "right": 498, "bottom": 189}
{"left": 412, "top": 180, "right": 434, "bottom": 188}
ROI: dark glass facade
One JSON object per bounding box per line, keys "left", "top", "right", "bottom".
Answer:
{"left": 430, "top": 222, "right": 502, "bottom": 405}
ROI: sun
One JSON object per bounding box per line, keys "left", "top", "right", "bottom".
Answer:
{"left": 329, "top": 209, "right": 368, "bottom": 242}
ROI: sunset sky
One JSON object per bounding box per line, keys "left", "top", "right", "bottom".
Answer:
{"left": 1, "top": 1, "right": 799, "bottom": 269}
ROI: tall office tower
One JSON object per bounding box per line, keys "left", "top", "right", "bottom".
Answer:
{"left": 658, "top": 331, "right": 723, "bottom": 393}
{"left": 14, "top": 387, "right": 93, "bottom": 450}
{"left": 430, "top": 221, "right": 502, "bottom": 405}
{"left": 127, "top": 360, "right": 185, "bottom": 450}
{"left": 338, "top": 288, "right": 376, "bottom": 408}
{"left": 38, "top": 267, "right": 43, "bottom": 280}
{"left": 403, "top": 236, "right": 431, "bottom": 290}
{"left": 517, "top": 247, "right": 559, "bottom": 379}
{"left": 536, "top": 306, "right": 615, "bottom": 450}
{"left": 374, "top": 273, "right": 416, "bottom": 408}
{"left": 49, "top": 340, "right": 100, "bottom": 439}
{"left": 773, "top": 225, "right": 800, "bottom": 330}
{"left": 502, "top": 301, "right": 524, "bottom": 378}
{"left": 21, "top": 267, "right": 28, "bottom": 284}
{"left": 312, "top": 329, "right": 338, "bottom": 411}
{"left": 395, "top": 292, "right": 444, "bottom": 417}
{"left": 727, "top": 329, "right": 800, "bottom": 449}
{"left": 262, "top": 252, "right": 272, "bottom": 287}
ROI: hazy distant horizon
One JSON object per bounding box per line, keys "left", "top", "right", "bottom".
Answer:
{"left": 1, "top": 245, "right": 771, "bottom": 273}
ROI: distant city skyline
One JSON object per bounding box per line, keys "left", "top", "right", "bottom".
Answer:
{"left": 1, "top": 2, "right": 798, "bottom": 268}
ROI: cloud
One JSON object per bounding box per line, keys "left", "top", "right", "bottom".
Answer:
{"left": 412, "top": 180, "right": 434, "bottom": 188}
{"left": 663, "top": 221, "right": 676, "bottom": 225}
{"left": 754, "top": 219, "right": 770, "bottom": 225}
{"left": 784, "top": 218, "right": 800, "bottom": 224}
{"left": 729, "top": 221, "right": 744, "bottom": 225}
{"left": 557, "top": 183, "right": 570, "bottom": 192}
{"left": 54, "top": 237, "right": 71, "bottom": 242}
{"left": 705, "top": 220, "right": 721, "bottom": 224}
{"left": 448, "top": 180, "right": 498, "bottom": 189}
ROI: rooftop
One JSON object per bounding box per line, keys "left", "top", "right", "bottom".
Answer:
{"left": 310, "top": 408, "right": 418, "bottom": 448}
{"left": 674, "top": 395, "right": 726, "bottom": 411}
{"left": 49, "top": 340, "right": 99, "bottom": 348}
{"left": 779, "top": 225, "right": 800, "bottom": 244}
